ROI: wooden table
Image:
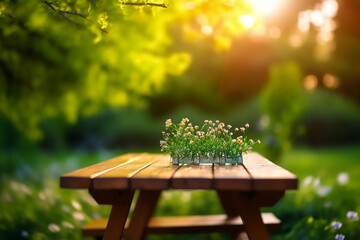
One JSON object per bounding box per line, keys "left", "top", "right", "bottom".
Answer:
{"left": 60, "top": 153, "right": 297, "bottom": 240}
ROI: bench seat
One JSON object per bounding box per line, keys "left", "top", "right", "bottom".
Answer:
{"left": 83, "top": 213, "right": 281, "bottom": 237}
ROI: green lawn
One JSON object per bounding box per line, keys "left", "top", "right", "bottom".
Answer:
{"left": 1, "top": 145, "right": 360, "bottom": 240}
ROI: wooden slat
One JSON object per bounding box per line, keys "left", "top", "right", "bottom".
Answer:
{"left": 213, "top": 165, "right": 252, "bottom": 190}
{"left": 243, "top": 153, "right": 298, "bottom": 191}
{"left": 130, "top": 155, "right": 179, "bottom": 190}
{"left": 82, "top": 213, "right": 281, "bottom": 237}
{"left": 60, "top": 153, "right": 140, "bottom": 188}
{"left": 171, "top": 165, "right": 213, "bottom": 189}
{"left": 91, "top": 154, "right": 159, "bottom": 189}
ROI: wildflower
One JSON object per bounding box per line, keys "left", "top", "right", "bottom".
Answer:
{"left": 195, "top": 125, "right": 199, "bottom": 130}
{"left": 216, "top": 120, "right": 219, "bottom": 124}
{"left": 302, "top": 176, "right": 313, "bottom": 186}
{"left": 204, "top": 120, "right": 209, "bottom": 123}
{"left": 188, "top": 123, "right": 192, "bottom": 127}
{"left": 224, "top": 129, "right": 228, "bottom": 134}
{"left": 190, "top": 140, "right": 194, "bottom": 145}
{"left": 71, "top": 200, "right": 82, "bottom": 211}
{"left": 249, "top": 139, "right": 254, "bottom": 144}
{"left": 257, "top": 140, "right": 261, "bottom": 144}
{"left": 235, "top": 128, "right": 239, "bottom": 131}
{"left": 21, "top": 231, "right": 28, "bottom": 238}
{"left": 331, "top": 221, "right": 342, "bottom": 229}
{"left": 230, "top": 132, "right": 233, "bottom": 136}
{"left": 72, "top": 212, "right": 85, "bottom": 221}
{"left": 347, "top": 211, "right": 358, "bottom": 221}
{"left": 245, "top": 123, "right": 249, "bottom": 128}
{"left": 337, "top": 172, "right": 349, "bottom": 185}
{"left": 187, "top": 132, "right": 191, "bottom": 137}
{"left": 160, "top": 140, "right": 166, "bottom": 145}
{"left": 240, "top": 127, "right": 245, "bottom": 132}
{"left": 62, "top": 221, "right": 74, "bottom": 229}
{"left": 232, "top": 139, "right": 237, "bottom": 143}
{"left": 162, "top": 131, "right": 165, "bottom": 135}
{"left": 227, "top": 125, "right": 232, "bottom": 129}
{"left": 48, "top": 223, "right": 60, "bottom": 232}
{"left": 248, "top": 147, "right": 252, "bottom": 151}
{"left": 335, "top": 234, "right": 345, "bottom": 240}
{"left": 317, "top": 186, "right": 332, "bottom": 197}
{"left": 165, "top": 119, "right": 172, "bottom": 128}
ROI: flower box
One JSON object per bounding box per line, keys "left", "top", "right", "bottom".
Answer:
{"left": 160, "top": 118, "right": 260, "bottom": 165}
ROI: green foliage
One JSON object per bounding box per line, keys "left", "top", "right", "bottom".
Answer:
{"left": 260, "top": 61, "right": 306, "bottom": 160}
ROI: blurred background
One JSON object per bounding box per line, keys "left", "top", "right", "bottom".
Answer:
{"left": 1, "top": 0, "right": 360, "bottom": 239}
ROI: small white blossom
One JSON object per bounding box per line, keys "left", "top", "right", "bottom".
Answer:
{"left": 48, "top": 223, "right": 60, "bottom": 232}
{"left": 347, "top": 211, "right": 358, "bottom": 221}
{"left": 317, "top": 186, "right": 332, "bottom": 197}
{"left": 337, "top": 172, "right": 349, "bottom": 185}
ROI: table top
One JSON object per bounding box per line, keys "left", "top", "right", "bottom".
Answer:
{"left": 60, "top": 153, "right": 297, "bottom": 191}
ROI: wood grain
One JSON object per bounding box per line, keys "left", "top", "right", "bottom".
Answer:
{"left": 171, "top": 164, "right": 213, "bottom": 189}
{"left": 243, "top": 153, "right": 298, "bottom": 191}
{"left": 60, "top": 153, "right": 140, "bottom": 188}
{"left": 130, "top": 154, "right": 180, "bottom": 190}
{"left": 213, "top": 164, "right": 252, "bottom": 190}
{"left": 92, "top": 154, "right": 159, "bottom": 190}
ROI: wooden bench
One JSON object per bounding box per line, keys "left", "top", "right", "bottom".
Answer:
{"left": 60, "top": 153, "right": 297, "bottom": 240}
{"left": 83, "top": 213, "right": 281, "bottom": 238}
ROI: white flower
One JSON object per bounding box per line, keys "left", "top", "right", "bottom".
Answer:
{"left": 331, "top": 221, "right": 342, "bottom": 229}
{"left": 317, "top": 186, "right": 332, "bottom": 197}
{"left": 72, "top": 212, "right": 85, "bottom": 221}
{"left": 346, "top": 211, "right": 358, "bottom": 221}
{"left": 337, "top": 172, "right": 349, "bottom": 185}
{"left": 62, "top": 221, "right": 74, "bottom": 229}
{"left": 71, "top": 200, "right": 82, "bottom": 211}
{"left": 245, "top": 123, "right": 249, "bottom": 128}
{"left": 313, "top": 177, "right": 320, "bottom": 187}
{"left": 48, "top": 223, "right": 60, "bottom": 232}
{"left": 302, "top": 176, "right": 313, "bottom": 186}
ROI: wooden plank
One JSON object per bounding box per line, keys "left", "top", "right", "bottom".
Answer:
{"left": 171, "top": 164, "right": 213, "bottom": 189}
{"left": 60, "top": 153, "right": 140, "bottom": 188}
{"left": 130, "top": 155, "right": 180, "bottom": 190}
{"left": 213, "top": 165, "right": 252, "bottom": 190}
{"left": 92, "top": 154, "right": 159, "bottom": 189}
{"left": 243, "top": 153, "right": 298, "bottom": 191}
{"left": 82, "top": 213, "right": 281, "bottom": 237}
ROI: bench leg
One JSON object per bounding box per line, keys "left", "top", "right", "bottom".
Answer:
{"left": 103, "top": 190, "right": 135, "bottom": 240}
{"left": 124, "top": 190, "right": 162, "bottom": 240}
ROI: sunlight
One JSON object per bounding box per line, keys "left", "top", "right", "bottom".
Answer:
{"left": 239, "top": 14, "right": 255, "bottom": 29}
{"left": 246, "top": 0, "right": 285, "bottom": 17}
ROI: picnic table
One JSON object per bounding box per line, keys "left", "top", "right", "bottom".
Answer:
{"left": 60, "top": 153, "right": 297, "bottom": 240}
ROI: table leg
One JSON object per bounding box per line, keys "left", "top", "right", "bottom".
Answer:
{"left": 235, "top": 192, "right": 270, "bottom": 240}
{"left": 124, "top": 190, "right": 162, "bottom": 240}
{"left": 102, "top": 190, "right": 135, "bottom": 240}
{"left": 217, "top": 191, "right": 242, "bottom": 240}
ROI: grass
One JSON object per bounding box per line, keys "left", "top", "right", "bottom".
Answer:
{"left": 1, "top": 144, "right": 360, "bottom": 240}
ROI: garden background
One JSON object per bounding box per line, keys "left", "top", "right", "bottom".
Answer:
{"left": 1, "top": 0, "right": 360, "bottom": 239}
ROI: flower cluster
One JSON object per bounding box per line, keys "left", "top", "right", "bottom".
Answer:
{"left": 330, "top": 210, "right": 359, "bottom": 240}
{"left": 160, "top": 118, "right": 260, "bottom": 164}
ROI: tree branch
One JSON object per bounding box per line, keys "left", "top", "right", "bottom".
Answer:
{"left": 44, "top": 1, "right": 87, "bottom": 23}
{"left": 120, "top": 2, "right": 167, "bottom": 8}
